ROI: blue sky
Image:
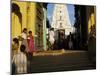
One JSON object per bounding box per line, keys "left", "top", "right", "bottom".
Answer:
{"left": 47, "top": 4, "right": 75, "bottom": 26}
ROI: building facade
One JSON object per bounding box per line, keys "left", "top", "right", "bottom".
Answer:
{"left": 12, "top": 1, "right": 36, "bottom": 38}
{"left": 35, "top": 3, "right": 45, "bottom": 50}
{"left": 12, "top": 1, "right": 47, "bottom": 51}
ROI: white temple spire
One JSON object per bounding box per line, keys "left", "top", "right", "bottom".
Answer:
{"left": 51, "top": 4, "right": 74, "bottom": 36}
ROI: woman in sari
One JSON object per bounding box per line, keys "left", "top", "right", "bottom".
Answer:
{"left": 28, "top": 31, "right": 35, "bottom": 54}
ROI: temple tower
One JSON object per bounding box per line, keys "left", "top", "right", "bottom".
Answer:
{"left": 51, "top": 4, "right": 74, "bottom": 40}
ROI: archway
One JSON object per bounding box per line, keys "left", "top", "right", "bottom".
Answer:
{"left": 12, "top": 3, "right": 22, "bottom": 38}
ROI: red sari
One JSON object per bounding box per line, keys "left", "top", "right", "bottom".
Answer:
{"left": 28, "top": 35, "right": 35, "bottom": 54}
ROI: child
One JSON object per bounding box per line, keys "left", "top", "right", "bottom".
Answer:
{"left": 12, "top": 38, "right": 19, "bottom": 57}
{"left": 12, "top": 45, "right": 27, "bottom": 74}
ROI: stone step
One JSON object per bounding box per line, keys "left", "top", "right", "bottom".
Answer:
{"left": 31, "top": 57, "right": 90, "bottom": 65}
{"left": 28, "top": 50, "right": 95, "bottom": 73}
{"left": 31, "top": 62, "right": 90, "bottom": 67}
{"left": 31, "top": 51, "right": 90, "bottom": 65}
{"left": 29, "top": 64, "right": 94, "bottom": 73}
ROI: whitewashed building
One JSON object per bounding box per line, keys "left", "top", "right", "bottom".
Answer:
{"left": 51, "top": 4, "right": 74, "bottom": 40}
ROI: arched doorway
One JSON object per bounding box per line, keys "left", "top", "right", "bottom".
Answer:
{"left": 12, "top": 3, "right": 22, "bottom": 38}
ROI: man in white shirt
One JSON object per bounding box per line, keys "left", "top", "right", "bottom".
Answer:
{"left": 49, "top": 28, "right": 55, "bottom": 50}
{"left": 21, "top": 28, "right": 29, "bottom": 52}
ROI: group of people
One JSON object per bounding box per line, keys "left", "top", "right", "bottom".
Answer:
{"left": 55, "top": 32, "right": 77, "bottom": 50}
{"left": 63, "top": 32, "right": 79, "bottom": 50}
{"left": 21, "top": 28, "right": 35, "bottom": 54}
{"left": 12, "top": 28, "right": 35, "bottom": 74}
{"left": 48, "top": 28, "right": 79, "bottom": 50}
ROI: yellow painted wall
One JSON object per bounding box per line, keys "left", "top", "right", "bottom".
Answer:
{"left": 27, "top": 2, "right": 36, "bottom": 35}
{"left": 12, "top": 1, "right": 36, "bottom": 38}
{"left": 12, "top": 13, "right": 21, "bottom": 38}
{"left": 88, "top": 7, "right": 96, "bottom": 33}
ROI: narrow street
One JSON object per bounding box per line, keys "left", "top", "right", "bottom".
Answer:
{"left": 27, "top": 50, "right": 95, "bottom": 73}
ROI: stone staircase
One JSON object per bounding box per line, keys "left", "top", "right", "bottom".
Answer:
{"left": 28, "top": 50, "right": 95, "bottom": 73}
